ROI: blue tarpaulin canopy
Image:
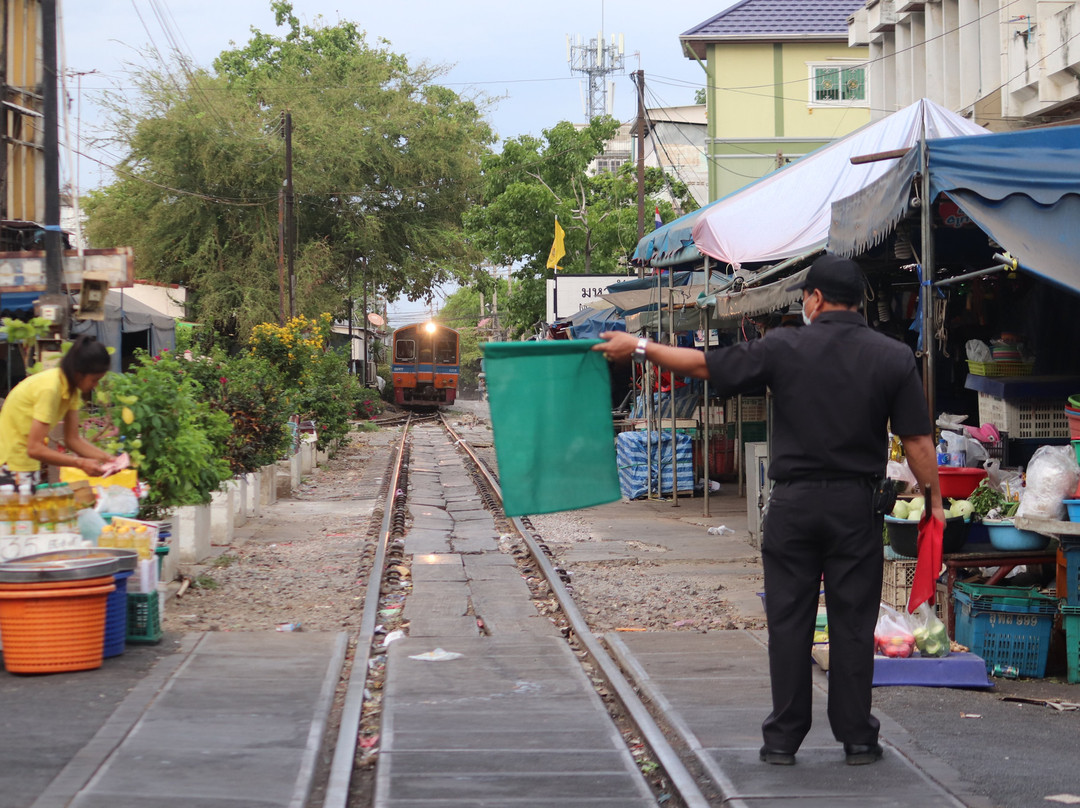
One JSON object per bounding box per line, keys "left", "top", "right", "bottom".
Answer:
{"left": 831, "top": 123, "right": 1080, "bottom": 296}
{"left": 927, "top": 125, "right": 1080, "bottom": 295}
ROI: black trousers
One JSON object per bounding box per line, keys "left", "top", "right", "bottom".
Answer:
{"left": 760, "top": 478, "right": 883, "bottom": 752}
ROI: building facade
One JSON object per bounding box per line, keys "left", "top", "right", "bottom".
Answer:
{"left": 848, "top": 0, "right": 1080, "bottom": 128}
{"left": 681, "top": 0, "right": 870, "bottom": 202}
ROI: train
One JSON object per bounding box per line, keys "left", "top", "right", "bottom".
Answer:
{"left": 390, "top": 321, "right": 459, "bottom": 407}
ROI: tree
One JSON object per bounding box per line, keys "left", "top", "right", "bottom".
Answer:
{"left": 83, "top": 1, "right": 494, "bottom": 336}
{"left": 463, "top": 118, "right": 697, "bottom": 336}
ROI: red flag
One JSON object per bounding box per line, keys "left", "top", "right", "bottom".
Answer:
{"left": 907, "top": 513, "right": 944, "bottom": 612}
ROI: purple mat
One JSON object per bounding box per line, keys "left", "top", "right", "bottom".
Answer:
{"left": 872, "top": 651, "right": 994, "bottom": 688}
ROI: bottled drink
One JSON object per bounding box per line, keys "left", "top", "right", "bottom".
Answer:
{"left": 13, "top": 484, "right": 36, "bottom": 536}
{"left": 112, "top": 522, "right": 133, "bottom": 551}
{"left": 34, "top": 484, "right": 57, "bottom": 534}
{"left": 133, "top": 526, "right": 153, "bottom": 561}
{"left": 992, "top": 664, "right": 1019, "bottom": 679}
{"left": 97, "top": 525, "right": 116, "bottom": 548}
{"left": 0, "top": 484, "right": 15, "bottom": 538}
{"left": 53, "top": 483, "right": 75, "bottom": 532}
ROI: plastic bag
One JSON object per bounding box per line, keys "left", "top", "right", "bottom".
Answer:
{"left": 77, "top": 508, "right": 106, "bottom": 543}
{"left": 909, "top": 602, "right": 950, "bottom": 657}
{"left": 886, "top": 459, "right": 917, "bottom": 492}
{"left": 95, "top": 485, "right": 139, "bottom": 516}
{"left": 965, "top": 339, "right": 992, "bottom": 362}
{"left": 1015, "top": 445, "right": 1080, "bottom": 520}
{"left": 875, "top": 603, "right": 916, "bottom": 658}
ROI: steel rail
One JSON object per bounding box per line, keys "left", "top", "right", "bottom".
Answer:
{"left": 440, "top": 414, "right": 712, "bottom": 808}
{"left": 323, "top": 413, "right": 413, "bottom": 808}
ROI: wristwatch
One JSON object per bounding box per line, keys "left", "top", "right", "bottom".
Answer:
{"left": 631, "top": 338, "right": 649, "bottom": 363}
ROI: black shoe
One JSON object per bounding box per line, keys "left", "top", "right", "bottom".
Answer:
{"left": 844, "top": 743, "right": 884, "bottom": 765}
{"left": 759, "top": 745, "right": 796, "bottom": 765}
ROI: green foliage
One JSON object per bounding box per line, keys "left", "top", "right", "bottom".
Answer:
{"left": 351, "top": 386, "right": 384, "bottom": 420}
{"left": 376, "top": 362, "right": 394, "bottom": 402}
{"left": 248, "top": 314, "right": 357, "bottom": 447}
{"left": 436, "top": 282, "right": 510, "bottom": 390}
{"left": 694, "top": 87, "right": 707, "bottom": 105}
{"left": 463, "top": 119, "right": 697, "bottom": 335}
{"left": 2, "top": 316, "right": 56, "bottom": 374}
{"left": 83, "top": 1, "right": 494, "bottom": 338}
{"left": 97, "top": 351, "right": 233, "bottom": 518}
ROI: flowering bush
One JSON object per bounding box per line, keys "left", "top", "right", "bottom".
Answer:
{"left": 248, "top": 313, "right": 357, "bottom": 447}
{"left": 96, "top": 351, "right": 232, "bottom": 519}
{"left": 172, "top": 349, "right": 295, "bottom": 475}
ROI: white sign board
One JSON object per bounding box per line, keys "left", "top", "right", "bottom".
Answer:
{"left": 0, "top": 533, "right": 90, "bottom": 561}
{"left": 0, "top": 247, "right": 135, "bottom": 292}
{"left": 546, "top": 274, "right": 630, "bottom": 323}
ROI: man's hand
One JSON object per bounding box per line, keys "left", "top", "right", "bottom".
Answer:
{"left": 592, "top": 331, "right": 640, "bottom": 362}
{"left": 77, "top": 456, "right": 108, "bottom": 477}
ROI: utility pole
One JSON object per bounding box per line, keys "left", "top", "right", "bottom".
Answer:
{"left": 277, "top": 188, "right": 286, "bottom": 325}
{"left": 39, "top": 0, "right": 67, "bottom": 332}
{"left": 284, "top": 111, "right": 296, "bottom": 319}
{"left": 633, "top": 70, "right": 646, "bottom": 278}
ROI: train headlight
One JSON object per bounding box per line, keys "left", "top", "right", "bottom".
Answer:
{"left": 424, "top": 321, "right": 437, "bottom": 334}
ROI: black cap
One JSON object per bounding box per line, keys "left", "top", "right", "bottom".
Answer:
{"left": 785, "top": 254, "right": 866, "bottom": 305}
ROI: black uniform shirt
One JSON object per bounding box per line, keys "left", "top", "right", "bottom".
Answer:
{"left": 704, "top": 310, "right": 931, "bottom": 481}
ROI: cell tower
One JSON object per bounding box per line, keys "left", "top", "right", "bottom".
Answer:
{"left": 566, "top": 31, "right": 625, "bottom": 120}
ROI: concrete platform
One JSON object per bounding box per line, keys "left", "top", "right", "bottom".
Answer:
{"left": 608, "top": 631, "right": 977, "bottom": 808}
{"left": 30, "top": 632, "right": 346, "bottom": 808}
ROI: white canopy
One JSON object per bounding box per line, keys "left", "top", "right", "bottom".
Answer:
{"left": 691, "top": 99, "right": 986, "bottom": 269}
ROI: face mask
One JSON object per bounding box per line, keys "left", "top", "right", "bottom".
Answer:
{"left": 801, "top": 296, "right": 815, "bottom": 327}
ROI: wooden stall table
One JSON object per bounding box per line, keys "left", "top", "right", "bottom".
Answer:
{"left": 941, "top": 547, "right": 1056, "bottom": 636}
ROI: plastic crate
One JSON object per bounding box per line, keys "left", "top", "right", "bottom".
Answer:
{"left": 977, "top": 393, "right": 1069, "bottom": 439}
{"left": 880, "top": 559, "right": 945, "bottom": 618}
{"left": 952, "top": 588, "right": 1054, "bottom": 677}
{"left": 1062, "top": 605, "right": 1080, "bottom": 684}
{"left": 1063, "top": 546, "right": 1080, "bottom": 607}
{"left": 953, "top": 581, "right": 1059, "bottom": 613}
{"left": 966, "top": 360, "right": 1035, "bottom": 377}
{"left": 724, "top": 421, "right": 767, "bottom": 443}
{"left": 126, "top": 591, "right": 163, "bottom": 645}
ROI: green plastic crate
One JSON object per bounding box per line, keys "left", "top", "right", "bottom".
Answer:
{"left": 1063, "top": 605, "right": 1080, "bottom": 684}
{"left": 126, "top": 592, "right": 163, "bottom": 645}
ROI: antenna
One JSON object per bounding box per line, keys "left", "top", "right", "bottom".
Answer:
{"left": 567, "top": 28, "right": 626, "bottom": 120}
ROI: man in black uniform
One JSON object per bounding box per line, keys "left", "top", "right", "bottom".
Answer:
{"left": 594, "top": 254, "right": 943, "bottom": 766}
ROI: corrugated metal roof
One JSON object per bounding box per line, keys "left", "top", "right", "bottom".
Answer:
{"left": 682, "top": 0, "right": 866, "bottom": 38}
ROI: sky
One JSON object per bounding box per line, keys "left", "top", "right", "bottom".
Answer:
{"left": 58, "top": 0, "right": 737, "bottom": 324}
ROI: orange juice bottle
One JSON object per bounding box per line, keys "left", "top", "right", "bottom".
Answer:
{"left": 112, "top": 522, "right": 133, "bottom": 551}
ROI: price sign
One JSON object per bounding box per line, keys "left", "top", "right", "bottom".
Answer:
{"left": 0, "top": 533, "right": 89, "bottom": 561}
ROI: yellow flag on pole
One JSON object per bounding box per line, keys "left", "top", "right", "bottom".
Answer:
{"left": 546, "top": 217, "right": 566, "bottom": 271}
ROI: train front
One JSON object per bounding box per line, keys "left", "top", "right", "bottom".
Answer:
{"left": 392, "top": 322, "right": 459, "bottom": 407}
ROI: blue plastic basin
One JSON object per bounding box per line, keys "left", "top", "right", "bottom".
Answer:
{"left": 984, "top": 519, "right": 1050, "bottom": 551}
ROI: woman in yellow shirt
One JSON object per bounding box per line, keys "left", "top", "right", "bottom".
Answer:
{"left": 0, "top": 336, "right": 117, "bottom": 486}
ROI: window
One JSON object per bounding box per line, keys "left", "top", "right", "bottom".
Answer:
{"left": 810, "top": 64, "right": 867, "bottom": 106}
{"left": 435, "top": 340, "right": 456, "bottom": 365}
{"left": 395, "top": 340, "right": 415, "bottom": 361}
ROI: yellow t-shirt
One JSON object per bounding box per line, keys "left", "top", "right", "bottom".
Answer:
{"left": 0, "top": 368, "right": 83, "bottom": 471}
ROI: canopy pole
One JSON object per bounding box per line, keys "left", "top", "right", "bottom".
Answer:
{"left": 702, "top": 256, "right": 711, "bottom": 518}
{"left": 920, "top": 135, "right": 936, "bottom": 421}
{"left": 670, "top": 267, "right": 679, "bottom": 508}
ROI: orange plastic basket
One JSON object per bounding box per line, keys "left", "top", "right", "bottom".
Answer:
{"left": 0, "top": 576, "right": 114, "bottom": 592}
{"left": 0, "top": 582, "right": 115, "bottom": 674}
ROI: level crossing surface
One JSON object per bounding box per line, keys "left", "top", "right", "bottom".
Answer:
{"left": 373, "top": 425, "right": 656, "bottom": 807}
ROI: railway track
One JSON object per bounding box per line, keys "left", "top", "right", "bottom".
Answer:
{"left": 321, "top": 412, "right": 713, "bottom": 808}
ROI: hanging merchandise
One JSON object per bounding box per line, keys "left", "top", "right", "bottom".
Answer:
{"left": 908, "top": 264, "right": 946, "bottom": 355}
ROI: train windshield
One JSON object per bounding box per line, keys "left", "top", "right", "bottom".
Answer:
{"left": 395, "top": 340, "right": 415, "bottom": 361}
{"left": 435, "top": 340, "right": 455, "bottom": 364}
